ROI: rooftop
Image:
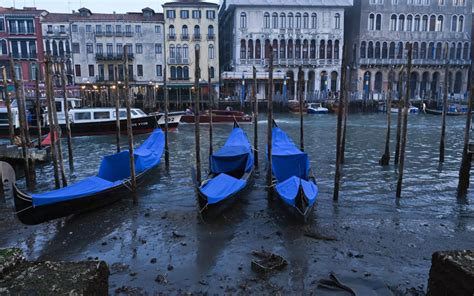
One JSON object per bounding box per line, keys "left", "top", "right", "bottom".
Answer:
{"left": 163, "top": 0, "right": 219, "bottom": 7}
{"left": 41, "top": 7, "right": 163, "bottom": 23}
{"left": 222, "top": 0, "right": 352, "bottom": 9}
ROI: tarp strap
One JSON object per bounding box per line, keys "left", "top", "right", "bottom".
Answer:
{"left": 15, "top": 205, "right": 33, "bottom": 214}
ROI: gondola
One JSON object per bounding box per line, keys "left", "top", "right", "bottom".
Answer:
{"left": 194, "top": 122, "right": 254, "bottom": 218}
{"left": 13, "top": 128, "right": 165, "bottom": 225}
{"left": 270, "top": 122, "right": 318, "bottom": 222}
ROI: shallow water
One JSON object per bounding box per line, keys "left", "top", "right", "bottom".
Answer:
{"left": 1, "top": 112, "right": 473, "bottom": 294}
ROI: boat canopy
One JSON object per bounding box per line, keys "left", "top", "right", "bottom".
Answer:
{"left": 209, "top": 128, "right": 253, "bottom": 174}
{"left": 275, "top": 176, "right": 318, "bottom": 206}
{"left": 271, "top": 127, "right": 310, "bottom": 183}
{"left": 31, "top": 129, "right": 165, "bottom": 207}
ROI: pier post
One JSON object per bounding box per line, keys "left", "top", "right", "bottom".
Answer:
{"left": 164, "top": 68, "right": 170, "bottom": 168}
{"left": 194, "top": 47, "right": 202, "bottom": 184}
{"left": 333, "top": 57, "right": 347, "bottom": 201}
{"left": 123, "top": 46, "right": 137, "bottom": 203}
{"left": 394, "top": 72, "right": 404, "bottom": 166}
{"left": 9, "top": 55, "right": 32, "bottom": 189}
{"left": 456, "top": 84, "right": 473, "bottom": 198}
{"left": 34, "top": 71, "right": 42, "bottom": 149}
{"left": 45, "top": 58, "right": 60, "bottom": 189}
{"left": 2, "top": 67, "right": 15, "bottom": 145}
{"left": 439, "top": 45, "right": 449, "bottom": 163}
{"left": 114, "top": 66, "right": 120, "bottom": 153}
{"left": 380, "top": 71, "right": 393, "bottom": 166}
{"left": 266, "top": 45, "right": 274, "bottom": 194}
{"left": 298, "top": 66, "right": 304, "bottom": 152}
{"left": 252, "top": 66, "right": 258, "bottom": 169}
{"left": 396, "top": 43, "right": 412, "bottom": 198}
{"left": 61, "top": 62, "right": 74, "bottom": 172}
{"left": 208, "top": 68, "right": 213, "bottom": 157}
{"left": 341, "top": 81, "right": 348, "bottom": 164}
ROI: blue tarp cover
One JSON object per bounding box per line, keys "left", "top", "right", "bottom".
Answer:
{"left": 32, "top": 129, "right": 165, "bottom": 207}
{"left": 275, "top": 176, "right": 318, "bottom": 207}
{"left": 199, "top": 173, "right": 246, "bottom": 204}
{"left": 271, "top": 127, "right": 310, "bottom": 183}
{"left": 210, "top": 128, "right": 253, "bottom": 174}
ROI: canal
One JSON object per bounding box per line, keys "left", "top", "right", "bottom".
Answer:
{"left": 1, "top": 113, "right": 473, "bottom": 294}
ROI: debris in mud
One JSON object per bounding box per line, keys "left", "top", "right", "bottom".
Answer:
{"left": 198, "top": 280, "right": 208, "bottom": 286}
{"left": 303, "top": 231, "right": 337, "bottom": 241}
{"left": 167, "top": 264, "right": 174, "bottom": 271}
{"left": 110, "top": 263, "right": 129, "bottom": 274}
{"left": 155, "top": 274, "right": 168, "bottom": 284}
{"left": 251, "top": 250, "right": 287, "bottom": 274}
{"left": 150, "top": 258, "right": 157, "bottom": 264}
{"left": 172, "top": 231, "right": 185, "bottom": 238}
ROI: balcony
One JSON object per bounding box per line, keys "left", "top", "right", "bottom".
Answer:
{"left": 125, "top": 32, "right": 133, "bottom": 37}
{"left": 181, "top": 34, "right": 189, "bottom": 40}
{"left": 207, "top": 34, "right": 215, "bottom": 40}
{"left": 9, "top": 29, "right": 35, "bottom": 35}
{"left": 359, "top": 58, "right": 470, "bottom": 66}
{"left": 12, "top": 53, "right": 37, "bottom": 60}
{"left": 95, "top": 31, "right": 104, "bottom": 37}
{"left": 95, "top": 53, "right": 134, "bottom": 61}
{"left": 167, "top": 34, "right": 176, "bottom": 41}
{"left": 96, "top": 75, "right": 105, "bottom": 82}
{"left": 168, "top": 58, "right": 189, "bottom": 65}
{"left": 193, "top": 34, "right": 201, "bottom": 41}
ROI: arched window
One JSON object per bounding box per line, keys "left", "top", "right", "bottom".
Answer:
{"left": 413, "top": 42, "right": 419, "bottom": 59}
{"left": 264, "top": 12, "right": 270, "bottom": 28}
{"left": 422, "top": 15, "right": 428, "bottom": 31}
{"left": 287, "top": 39, "right": 293, "bottom": 58}
{"left": 65, "top": 40, "right": 70, "bottom": 54}
{"left": 272, "top": 13, "right": 278, "bottom": 28}
{"left": 463, "top": 42, "right": 469, "bottom": 60}
{"left": 45, "top": 40, "right": 50, "bottom": 54}
{"left": 458, "top": 15, "right": 464, "bottom": 32}
{"left": 334, "top": 13, "right": 341, "bottom": 29}
{"left": 311, "top": 13, "right": 317, "bottom": 29}
{"left": 369, "top": 13, "right": 375, "bottom": 30}
{"left": 398, "top": 15, "right": 405, "bottom": 31}
{"left": 280, "top": 39, "right": 286, "bottom": 59}
{"left": 295, "top": 39, "right": 301, "bottom": 59}
{"left": 451, "top": 15, "right": 457, "bottom": 31}
{"left": 406, "top": 15, "right": 413, "bottom": 31}
{"left": 247, "top": 39, "right": 253, "bottom": 59}
{"left": 255, "top": 39, "right": 261, "bottom": 59}
{"left": 183, "top": 44, "right": 188, "bottom": 59}
{"left": 420, "top": 42, "right": 427, "bottom": 59}
{"left": 183, "top": 66, "right": 189, "bottom": 79}
{"left": 319, "top": 40, "right": 325, "bottom": 59}
{"left": 209, "top": 44, "right": 215, "bottom": 59}
{"left": 397, "top": 42, "right": 403, "bottom": 58}
{"left": 389, "top": 42, "right": 395, "bottom": 58}
{"left": 272, "top": 39, "right": 278, "bottom": 59}
{"left": 240, "top": 12, "right": 247, "bottom": 28}
{"left": 209, "top": 66, "right": 214, "bottom": 79}
{"left": 390, "top": 14, "right": 397, "bottom": 30}
{"left": 414, "top": 15, "right": 421, "bottom": 31}
{"left": 360, "top": 41, "right": 367, "bottom": 58}
{"left": 382, "top": 42, "right": 388, "bottom": 58}
{"left": 303, "top": 39, "right": 309, "bottom": 59}
{"left": 207, "top": 25, "right": 213, "bottom": 37}
{"left": 454, "top": 71, "right": 462, "bottom": 93}
{"left": 288, "top": 13, "right": 294, "bottom": 28}
{"left": 52, "top": 40, "right": 58, "bottom": 56}
{"left": 295, "top": 13, "right": 301, "bottom": 29}
{"left": 240, "top": 39, "right": 246, "bottom": 59}
{"left": 375, "top": 41, "right": 381, "bottom": 58}
{"left": 176, "top": 45, "right": 181, "bottom": 58}
{"left": 436, "top": 15, "right": 443, "bottom": 31}
{"left": 194, "top": 25, "right": 200, "bottom": 38}
{"left": 169, "top": 45, "right": 175, "bottom": 59}
{"left": 280, "top": 13, "right": 286, "bottom": 28}
{"left": 449, "top": 42, "right": 456, "bottom": 59}
{"left": 303, "top": 13, "right": 309, "bottom": 29}
{"left": 177, "top": 66, "right": 183, "bottom": 79}
{"left": 171, "top": 66, "right": 176, "bottom": 79}
{"left": 0, "top": 40, "right": 7, "bottom": 55}
{"left": 264, "top": 39, "right": 271, "bottom": 58}
{"left": 169, "top": 25, "right": 175, "bottom": 36}
{"left": 326, "top": 40, "right": 332, "bottom": 59}
{"left": 429, "top": 15, "right": 436, "bottom": 31}
{"left": 182, "top": 25, "right": 188, "bottom": 37}
{"left": 368, "top": 41, "right": 374, "bottom": 58}
{"left": 428, "top": 42, "right": 434, "bottom": 59}
{"left": 435, "top": 42, "right": 442, "bottom": 59}
{"left": 374, "top": 72, "right": 383, "bottom": 92}
{"left": 376, "top": 14, "right": 382, "bottom": 30}
{"left": 456, "top": 42, "right": 462, "bottom": 59}
{"left": 334, "top": 40, "right": 340, "bottom": 59}
{"left": 58, "top": 41, "right": 64, "bottom": 56}
{"left": 310, "top": 40, "right": 316, "bottom": 59}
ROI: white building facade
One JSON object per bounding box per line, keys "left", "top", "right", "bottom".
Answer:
{"left": 219, "top": 0, "right": 353, "bottom": 101}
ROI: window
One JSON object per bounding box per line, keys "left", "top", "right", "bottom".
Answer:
{"left": 399, "top": 15, "right": 405, "bottom": 31}
{"left": 303, "top": 13, "right": 309, "bottom": 29}
{"left": 107, "top": 43, "right": 113, "bottom": 55}
{"left": 311, "top": 13, "right": 317, "bottom": 29}
{"left": 155, "top": 25, "right": 161, "bottom": 33}
{"left": 169, "top": 25, "right": 175, "bottom": 37}
{"left": 47, "top": 25, "right": 53, "bottom": 32}
{"left": 264, "top": 12, "right": 270, "bottom": 28}
{"left": 170, "top": 45, "right": 175, "bottom": 58}
{"left": 194, "top": 25, "right": 200, "bottom": 38}
{"left": 240, "top": 12, "right": 247, "bottom": 28}
{"left": 376, "top": 14, "right": 382, "bottom": 30}
{"left": 288, "top": 13, "right": 293, "bottom": 28}
{"left": 86, "top": 43, "right": 93, "bottom": 53}
{"left": 206, "top": 10, "right": 215, "bottom": 19}
{"left": 429, "top": 15, "right": 436, "bottom": 31}
{"left": 360, "top": 41, "right": 367, "bottom": 58}
{"left": 192, "top": 10, "right": 201, "bottom": 19}
{"left": 438, "top": 0, "right": 445, "bottom": 4}
{"left": 137, "top": 65, "right": 143, "bottom": 77}
{"left": 155, "top": 43, "right": 162, "bottom": 54}
{"left": 210, "top": 67, "right": 215, "bottom": 79}
{"left": 183, "top": 44, "right": 188, "bottom": 59}
{"left": 72, "top": 43, "right": 80, "bottom": 53}
{"left": 86, "top": 25, "right": 91, "bottom": 32}
{"left": 272, "top": 13, "right": 278, "bottom": 28}
{"left": 422, "top": 15, "right": 428, "bottom": 31}
{"left": 117, "top": 43, "right": 123, "bottom": 55}
{"left": 88, "top": 65, "right": 94, "bottom": 77}
{"left": 0, "top": 18, "right": 4, "bottom": 32}
{"left": 414, "top": 15, "right": 420, "bottom": 31}
{"left": 126, "top": 44, "right": 133, "bottom": 54}
{"left": 458, "top": 15, "right": 463, "bottom": 32}
{"left": 208, "top": 25, "right": 214, "bottom": 37}
{"left": 96, "top": 25, "right": 102, "bottom": 33}
{"left": 334, "top": 13, "right": 341, "bottom": 29}
{"left": 406, "top": 15, "right": 413, "bottom": 31}
{"left": 296, "top": 13, "right": 301, "bottom": 29}
{"left": 75, "top": 64, "right": 81, "bottom": 76}
{"left": 240, "top": 39, "right": 246, "bottom": 59}
{"left": 390, "top": 14, "right": 397, "bottom": 30}
{"left": 0, "top": 40, "right": 7, "bottom": 55}
{"left": 369, "top": 13, "right": 375, "bottom": 30}
{"left": 209, "top": 44, "right": 214, "bottom": 59}
{"left": 436, "top": 16, "right": 443, "bottom": 32}
{"left": 167, "top": 10, "right": 176, "bottom": 19}
{"left": 106, "top": 25, "right": 112, "bottom": 33}
{"left": 135, "top": 25, "right": 141, "bottom": 33}
{"left": 136, "top": 44, "right": 143, "bottom": 54}
{"left": 96, "top": 43, "right": 103, "bottom": 54}
{"left": 74, "top": 112, "right": 91, "bottom": 121}
{"left": 463, "top": 42, "right": 469, "bottom": 60}
{"left": 72, "top": 24, "right": 78, "bottom": 32}
{"left": 280, "top": 13, "right": 286, "bottom": 28}
{"left": 180, "top": 10, "right": 189, "bottom": 19}
{"left": 116, "top": 25, "right": 122, "bottom": 33}
{"left": 156, "top": 65, "right": 162, "bottom": 76}
{"left": 451, "top": 15, "right": 457, "bottom": 31}
{"left": 126, "top": 25, "right": 132, "bottom": 33}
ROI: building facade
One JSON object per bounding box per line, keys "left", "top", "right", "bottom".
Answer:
{"left": 346, "top": 0, "right": 472, "bottom": 100}
{"left": 219, "top": 0, "right": 352, "bottom": 102}
{"left": 69, "top": 7, "right": 164, "bottom": 87}
{"left": 163, "top": 0, "right": 219, "bottom": 100}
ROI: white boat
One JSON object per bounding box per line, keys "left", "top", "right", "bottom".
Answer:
{"left": 307, "top": 103, "right": 329, "bottom": 114}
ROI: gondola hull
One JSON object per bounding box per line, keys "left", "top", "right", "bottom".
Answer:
{"left": 425, "top": 108, "right": 467, "bottom": 116}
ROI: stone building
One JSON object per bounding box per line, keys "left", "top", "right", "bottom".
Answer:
{"left": 219, "top": 0, "right": 352, "bottom": 102}
{"left": 345, "top": 0, "right": 472, "bottom": 100}
{"left": 163, "top": 0, "right": 220, "bottom": 102}
{"left": 69, "top": 7, "right": 165, "bottom": 89}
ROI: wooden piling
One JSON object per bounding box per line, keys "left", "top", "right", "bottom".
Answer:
{"left": 114, "top": 66, "right": 120, "bottom": 153}
{"left": 44, "top": 58, "right": 60, "bottom": 189}
{"left": 396, "top": 43, "right": 412, "bottom": 198}
{"left": 61, "top": 62, "right": 74, "bottom": 172}
{"left": 379, "top": 71, "right": 393, "bottom": 166}
{"left": 439, "top": 45, "right": 449, "bottom": 163}
{"left": 394, "top": 72, "right": 404, "bottom": 166}
{"left": 123, "top": 46, "right": 137, "bottom": 203}
{"left": 9, "top": 55, "right": 32, "bottom": 189}
{"left": 34, "top": 71, "right": 42, "bottom": 149}
{"left": 164, "top": 67, "right": 170, "bottom": 168}
{"left": 333, "top": 59, "right": 347, "bottom": 201}
{"left": 252, "top": 66, "right": 258, "bottom": 169}
{"left": 456, "top": 80, "right": 473, "bottom": 197}
{"left": 298, "top": 66, "right": 304, "bottom": 152}
{"left": 194, "top": 47, "right": 202, "bottom": 184}
{"left": 266, "top": 45, "right": 274, "bottom": 192}
{"left": 208, "top": 68, "right": 213, "bottom": 157}
{"left": 341, "top": 84, "right": 348, "bottom": 164}
{"left": 2, "top": 67, "right": 15, "bottom": 145}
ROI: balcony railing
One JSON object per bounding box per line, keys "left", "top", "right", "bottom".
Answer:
{"left": 238, "top": 58, "right": 341, "bottom": 67}
{"left": 181, "top": 34, "right": 189, "bottom": 40}
{"left": 168, "top": 58, "right": 189, "bottom": 65}
{"left": 207, "top": 34, "right": 215, "bottom": 40}
{"left": 12, "top": 53, "right": 37, "bottom": 59}
{"left": 125, "top": 31, "right": 133, "bottom": 37}
{"left": 95, "top": 53, "right": 134, "bottom": 61}
{"left": 359, "top": 58, "right": 471, "bottom": 66}
{"left": 193, "top": 34, "right": 201, "bottom": 41}
{"left": 168, "top": 34, "right": 176, "bottom": 41}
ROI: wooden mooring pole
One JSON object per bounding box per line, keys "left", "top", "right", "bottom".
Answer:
{"left": 34, "top": 71, "right": 42, "bottom": 149}
{"left": 252, "top": 66, "right": 258, "bottom": 169}
{"left": 340, "top": 66, "right": 349, "bottom": 165}
{"left": 164, "top": 68, "right": 170, "bottom": 168}
{"left": 456, "top": 80, "right": 473, "bottom": 197}
{"left": 2, "top": 67, "right": 15, "bottom": 145}
{"left": 114, "top": 66, "right": 120, "bottom": 153}
{"left": 61, "top": 62, "right": 74, "bottom": 172}
{"left": 379, "top": 71, "right": 393, "bottom": 166}
{"left": 298, "top": 66, "right": 304, "bottom": 152}
{"left": 208, "top": 67, "right": 213, "bottom": 157}
{"left": 266, "top": 45, "right": 274, "bottom": 193}
{"left": 194, "top": 47, "right": 202, "bottom": 184}
{"left": 396, "top": 43, "right": 412, "bottom": 198}
{"left": 45, "top": 58, "right": 60, "bottom": 189}
{"left": 439, "top": 45, "right": 449, "bottom": 163}
{"left": 333, "top": 59, "right": 347, "bottom": 201}
{"left": 123, "top": 46, "right": 137, "bottom": 203}
{"left": 394, "top": 71, "right": 404, "bottom": 166}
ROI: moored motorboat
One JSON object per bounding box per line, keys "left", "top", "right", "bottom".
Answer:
{"left": 172, "top": 110, "right": 252, "bottom": 124}
{"left": 194, "top": 122, "right": 254, "bottom": 218}
{"left": 270, "top": 122, "right": 318, "bottom": 221}
{"left": 307, "top": 103, "right": 329, "bottom": 114}
{"left": 287, "top": 99, "right": 307, "bottom": 113}
{"left": 13, "top": 128, "right": 165, "bottom": 225}
{"left": 425, "top": 104, "right": 468, "bottom": 116}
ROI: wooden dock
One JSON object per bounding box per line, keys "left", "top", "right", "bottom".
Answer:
{"left": 0, "top": 144, "right": 49, "bottom": 163}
